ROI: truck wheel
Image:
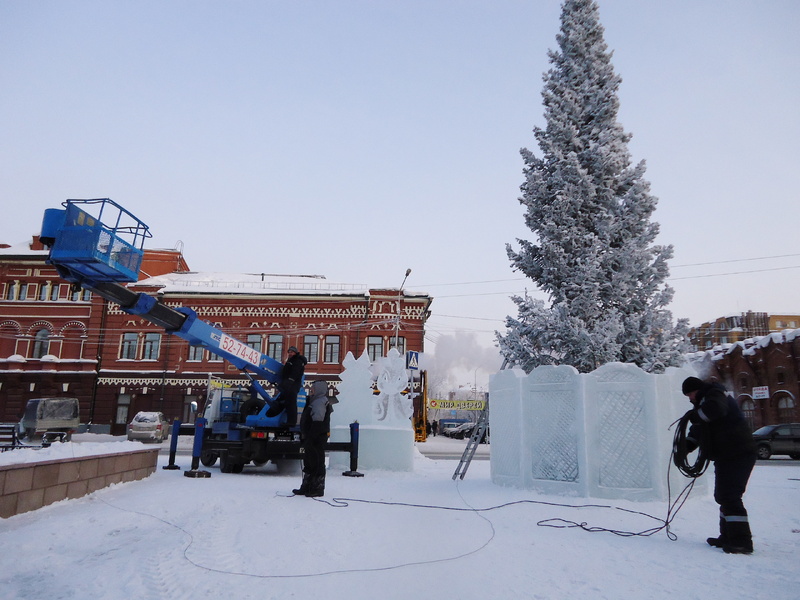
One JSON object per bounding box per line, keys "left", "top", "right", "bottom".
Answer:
{"left": 200, "top": 451, "right": 217, "bottom": 467}
{"left": 757, "top": 445, "right": 772, "bottom": 460}
{"left": 232, "top": 463, "right": 244, "bottom": 474}
{"left": 219, "top": 453, "right": 233, "bottom": 473}
{"left": 790, "top": 453, "right": 800, "bottom": 460}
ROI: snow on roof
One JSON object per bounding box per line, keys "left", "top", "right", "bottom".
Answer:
{"left": 691, "top": 328, "right": 800, "bottom": 362}
{"left": 0, "top": 244, "right": 429, "bottom": 299}
{"left": 132, "top": 271, "right": 372, "bottom": 297}
{"left": 0, "top": 241, "right": 47, "bottom": 255}
{"left": 686, "top": 329, "right": 800, "bottom": 362}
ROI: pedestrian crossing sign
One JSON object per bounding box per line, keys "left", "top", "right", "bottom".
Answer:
{"left": 406, "top": 351, "right": 419, "bottom": 370}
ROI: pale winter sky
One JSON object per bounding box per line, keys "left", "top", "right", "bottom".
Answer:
{"left": 2, "top": 1, "right": 799, "bottom": 388}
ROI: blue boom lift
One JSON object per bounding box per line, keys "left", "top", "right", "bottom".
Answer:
{"left": 40, "top": 198, "right": 359, "bottom": 474}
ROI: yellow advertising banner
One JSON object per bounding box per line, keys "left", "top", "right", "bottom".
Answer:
{"left": 427, "top": 399, "right": 486, "bottom": 411}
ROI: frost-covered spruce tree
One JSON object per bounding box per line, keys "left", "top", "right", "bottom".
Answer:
{"left": 498, "top": 0, "right": 688, "bottom": 373}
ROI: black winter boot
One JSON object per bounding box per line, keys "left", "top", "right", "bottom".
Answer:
{"left": 304, "top": 474, "right": 326, "bottom": 497}
{"left": 292, "top": 473, "right": 312, "bottom": 496}
{"left": 707, "top": 513, "right": 728, "bottom": 548}
{"left": 722, "top": 515, "right": 753, "bottom": 555}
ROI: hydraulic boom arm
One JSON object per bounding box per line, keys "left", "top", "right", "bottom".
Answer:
{"left": 40, "top": 199, "right": 283, "bottom": 390}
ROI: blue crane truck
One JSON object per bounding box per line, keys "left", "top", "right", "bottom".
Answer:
{"left": 39, "top": 198, "right": 358, "bottom": 474}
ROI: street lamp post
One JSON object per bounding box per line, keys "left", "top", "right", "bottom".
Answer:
{"left": 394, "top": 268, "right": 411, "bottom": 351}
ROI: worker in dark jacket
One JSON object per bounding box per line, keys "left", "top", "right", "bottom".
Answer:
{"left": 293, "top": 380, "right": 334, "bottom": 497}
{"left": 267, "top": 346, "right": 306, "bottom": 428}
{"left": 682, "top": 376, "right": 757, "bottom": 554}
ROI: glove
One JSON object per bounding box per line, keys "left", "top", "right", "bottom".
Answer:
{"left": 688, "top": 410, "right": 702, "bottom": 424}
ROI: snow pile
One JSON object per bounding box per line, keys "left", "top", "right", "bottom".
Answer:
{"left": 0, "top": 438, "right": 148, "bottom": 467}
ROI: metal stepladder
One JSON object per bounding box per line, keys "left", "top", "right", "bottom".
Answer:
{"left": 452, "top": 398, "right": 489, "bottom": 480}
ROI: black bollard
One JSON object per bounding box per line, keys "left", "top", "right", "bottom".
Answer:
{"left": 162, "top": 420, "right": 181, "bottom": 470}
{"left": 342, "top": 421, "right": 364, "bottom": 477}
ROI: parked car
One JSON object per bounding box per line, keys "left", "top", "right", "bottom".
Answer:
{"left": 20, "top": 397, "right": 80, "bottom": 442}
{"left": 449, "top": 422, "right": 476, "bottom": 439}
{"left": 752, "top": 423, "right": 800, "bottom": 460}
{"left": 127, "top": 412, "right": 170, "bottom": 443}
{"left": 439, "top": 423, "right": 461, "bottom": 437}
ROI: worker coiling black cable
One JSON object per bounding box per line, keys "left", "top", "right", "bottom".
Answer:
{"left": 672, "top": 410, "right": 710, "bottom": 479}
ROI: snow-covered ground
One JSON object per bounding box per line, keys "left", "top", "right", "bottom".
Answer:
{"left": 1, "top": 435, "right": 797, "bottom": 600}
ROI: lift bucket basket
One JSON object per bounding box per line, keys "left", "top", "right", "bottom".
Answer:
{"left": 42, "top": 198, "right": 151, "bottom": 284}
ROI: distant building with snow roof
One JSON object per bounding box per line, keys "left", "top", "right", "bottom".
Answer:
{"left": 687, "top": 327, "right": 800, "bottom": 430}
{"left": 687, "top": 311, "right": 800, "bottom": 351}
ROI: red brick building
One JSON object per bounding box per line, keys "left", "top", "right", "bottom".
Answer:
{"left": 687, "top": 331, "right": 800, "bottom": 430}
{"left": 1, "top": 238, "right": 431, "bottom": 434}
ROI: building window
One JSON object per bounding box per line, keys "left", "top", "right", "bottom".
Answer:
{"left": 18, "top": 283, "right": 28, "bottom": 301}
{"left": 267, "top": 335, "right": 283, "bottom": 360}
{"left": 50, "top": 284, "right": 60, "bottom": 301}
{"left": 776, "top": 371, "right": 786, "bottom": 386}
{"left": 39, "top": 284, "right": 49, "bottom": 301}
{"left": 246, "top": 334, "right": 262, "bottom": 353}
{"left": 4, "top": 282, "right": 15, "bottom": 300}
{"left": 389, "top": 336, "right": 406, "bottom": 355}
{"left": 324, "top": 335, "right": 340, "bottom": 364}
{"left": 739, "top": 376, "right": 748, "bottom": 390}
{"left": 740, "top": 398, "right": 756, "bottom": 430}
{"left": 187, "top": 344, "right": 204, "bottom": 361}
{"left": 32, "top": 328, "right": 50, "bottom": 358}
{"left": 777, "top": 397, "right": 796, "bottom": 422}
{"left": 116, "top": 393, "right": 131, "bottom": 425}
{"left": 367, "top": 336, "right": 383, "bottom": 362}
{"left": 304, "top": 335, "right": 319, "bottom": 363}
{"left": 141, "top": 333, "right": 161, "bottom": 360}
{"left": 183, "top": 395, "right": 198, "bottom": 424}
{"left": 71, "top": 288, "right": 91, "bottom": 302}
{"left": 120, "top": 333, "right": 138, "bottom": 359}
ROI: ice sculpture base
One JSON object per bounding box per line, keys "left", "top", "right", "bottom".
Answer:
{"left": 329, "top": 425, "right": 414, "bottom": 472}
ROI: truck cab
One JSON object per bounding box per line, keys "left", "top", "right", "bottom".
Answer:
{"left": 21, "top": 397, "right": 80, "bottom": 442}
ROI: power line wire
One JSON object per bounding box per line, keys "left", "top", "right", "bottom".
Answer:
{"left": 416, "top": 252, "right": 800, "bottom": 289}
{"left": 670, "top": 264, "right": 800, "bottom": 280}
{"left": 672, "top": 252, "right": 800, "bottom": 268}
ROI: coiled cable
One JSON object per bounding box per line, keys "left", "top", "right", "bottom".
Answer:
{"left": 672, "top": 411, "right": 710, "bottom": 479}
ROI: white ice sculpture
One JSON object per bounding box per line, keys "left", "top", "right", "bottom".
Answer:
{"left": 329, "top": 348, "right": 414, "bottom": 472}
{"left": 489, "top": 362, "right": 707, "bottom": 501}
{"left": 371, "top": 348, "right": 414, "bottom": 424}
